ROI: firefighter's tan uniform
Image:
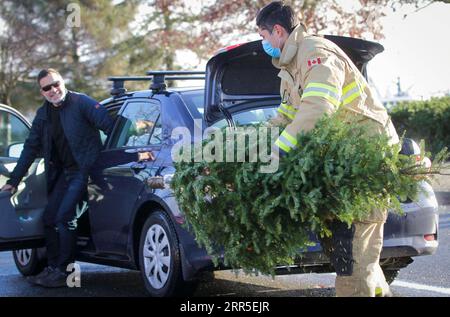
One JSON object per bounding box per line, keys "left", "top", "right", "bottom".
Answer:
{"left": 270, "top": 25, "right": 398, "bottom": 297}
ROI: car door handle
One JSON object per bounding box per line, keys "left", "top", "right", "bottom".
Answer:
{"left": 130, "top": 162, "right": 147, "bottom": 173}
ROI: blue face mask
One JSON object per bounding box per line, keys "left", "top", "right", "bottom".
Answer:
{"left": 262, "top": 40, "right": 281, "bottom": 58}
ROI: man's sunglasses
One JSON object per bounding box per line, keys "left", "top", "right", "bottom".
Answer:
{"left": 41, "top": 81, "right": 61, "bottom": 92}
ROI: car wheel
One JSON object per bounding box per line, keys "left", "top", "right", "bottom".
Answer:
{"left": 382, "top": 268, "right": 399, "bottom": 285}
{"left": 139, "top": 210, "right": 190, "bottom": 297}
{"left": 381, "top": 256, "right": 413, "bottom": 285}
{"left": 12, "top": 248, "right": 47, "bottom": 276}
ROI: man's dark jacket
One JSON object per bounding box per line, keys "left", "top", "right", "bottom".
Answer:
{"left": 7, "top": 91, "right": 114, "bottom": 192}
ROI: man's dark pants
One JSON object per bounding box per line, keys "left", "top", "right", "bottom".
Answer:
{"left": 42, "top": 170, "right": 88, "bottom": 272}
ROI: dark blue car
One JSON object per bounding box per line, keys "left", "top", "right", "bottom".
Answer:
{"left": 0, "top": 36, "right": 439, "bottom": 297}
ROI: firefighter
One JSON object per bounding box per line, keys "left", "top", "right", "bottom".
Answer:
{"left": 256, "top": 1, "right": 398, "bottom": 297}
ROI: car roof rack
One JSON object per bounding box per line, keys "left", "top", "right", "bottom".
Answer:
{"left": 108, "top": 71, "right": 205, "bottom": 97}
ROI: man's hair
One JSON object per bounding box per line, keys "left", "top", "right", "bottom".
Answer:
{"left": 37, "top": 68, "right": 61, "bottom": 85}
{"left": 256, "top": 1, "right": 296, "bottom": 34}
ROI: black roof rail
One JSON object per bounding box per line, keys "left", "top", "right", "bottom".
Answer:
{"left": 108, "top": 76, "right": 151, "bottom": 97}
{"left": 108, "top": 71, "right": 205, "bottom": 97}
{"left": 146, "top": 71, "right": 205, "bottom": 93}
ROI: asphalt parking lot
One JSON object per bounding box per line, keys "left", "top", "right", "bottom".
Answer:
{"left": 0, "top": 206, "right": 449, "bottom": 297}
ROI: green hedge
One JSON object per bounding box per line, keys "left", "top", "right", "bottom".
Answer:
{"left": 390, "top": 96, "right": 450, "bottom": 157}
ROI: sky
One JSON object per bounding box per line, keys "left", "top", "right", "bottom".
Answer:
{"left": 175, "top": 1, "right": 450, "bottom": 101}
{"left": 368, "top": 1, "right": 450, "bottom": 100}
{"left": 1, "top": 1, "right": 449, "bottom": 101}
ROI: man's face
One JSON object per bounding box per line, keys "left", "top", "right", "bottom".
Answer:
{"left": 258, "top": 24, "right": 285, "bottom": 50}
{"left": 39, "top": 72, "right": 67, "bottom": 105}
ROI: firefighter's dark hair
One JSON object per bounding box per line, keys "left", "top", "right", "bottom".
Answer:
{"left": 256, "top": 1, "right": 296, "bottom": 34}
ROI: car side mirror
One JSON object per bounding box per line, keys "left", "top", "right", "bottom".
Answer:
{"left": 399, "top": 138, "right": 420, "bottom": 155}
{"left": 7, "top": 143, "right": 24, "bottom": 158}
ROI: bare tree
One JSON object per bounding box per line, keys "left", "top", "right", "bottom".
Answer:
{"left": 0, "top": 0, "right": 142, "bottom": 109}
{"left": 0, "top": 1, "right": 65, "bottom": 107}
{"left": 196, "top": 0, "right": 449, "bottom": 57}
{"left": 1, "top": 0, "right": 447, "bottom": 111}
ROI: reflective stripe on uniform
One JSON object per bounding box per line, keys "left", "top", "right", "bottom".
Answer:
{"left": 274, "top": 130, "right": 298, "bottom": 153}
{"left": 301, "top": 82, "right": 341, "bottom": 107}
{"left": 277, "top": 79, "right": 367, "bottom": 155}
{"left": 375, "top": 287, "right": 383, "bottom": 297}
{"left": 277, "top": 102, "right": 296, "bottom": 120}
{"left": 342, "top": 81, "right": 366, "bottom": 105}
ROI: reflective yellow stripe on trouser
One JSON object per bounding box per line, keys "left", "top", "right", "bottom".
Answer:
{"left": 301, "top": 82, "right": 341, "bottom": 108}
{"left": 277, "top": 102, "right": 296, "bottom": 120}
{"left": 275, "top": 130, "right": 298, "bottom": 153}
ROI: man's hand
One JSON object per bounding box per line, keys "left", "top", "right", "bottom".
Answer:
{"left": 1, "top": 184, "right": 16, "bottom": 194}
{"left": 138, "top": 151, "right": 155, "bottom": 162}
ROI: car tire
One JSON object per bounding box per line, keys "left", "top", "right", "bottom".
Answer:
{"left": 382, "top": 268, "right": 399, "bottom": 285}
{"left": 138, "top": 210, "right": 192, "bottom": 297}
{"left": 12, "top": 248, "right": 47, "bottom": 276}
{"left": 381, "top": 256, "right": 413, "bottom": 285}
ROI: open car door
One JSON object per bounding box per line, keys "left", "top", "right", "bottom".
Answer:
{"left": 0, "top": 104, "right": 46, "bottom": 251}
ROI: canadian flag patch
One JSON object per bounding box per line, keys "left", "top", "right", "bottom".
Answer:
{"left": 307, "top": 57, "right": 321, "bottom": 68}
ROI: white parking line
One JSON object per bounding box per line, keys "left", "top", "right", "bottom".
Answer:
{"left": 322, "top": 273, "right": 450, "bottom": 296}
{"left": 392, "top": 280, "right": 450, "bottom": 295}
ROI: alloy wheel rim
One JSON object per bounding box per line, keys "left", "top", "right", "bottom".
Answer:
{"left": 15, "top": 249, "right": 32, "bottom": 266}
{"left": 143, "top": 224, "right": 171, "bottom": 289}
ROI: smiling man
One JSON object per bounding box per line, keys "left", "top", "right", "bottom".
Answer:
{"left": 1, "top": 68, "right": 113, "bottom": 288}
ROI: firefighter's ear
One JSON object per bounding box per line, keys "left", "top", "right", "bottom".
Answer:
{"left": 273, "top": 24, "right": 283, "bottom": 35}
{"left": 273, "top": 24, "right": 287, "bottom": 36}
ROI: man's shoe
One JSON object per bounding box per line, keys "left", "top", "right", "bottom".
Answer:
{"left": 27, "top": 267, "right": 55, "bottom": 285}
{"left": 38, "top": 269, "right": 68, "bottom": 288}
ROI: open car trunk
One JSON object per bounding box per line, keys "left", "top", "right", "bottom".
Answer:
{"left": 204, "top": 35, "right": 384, "bottom": 126}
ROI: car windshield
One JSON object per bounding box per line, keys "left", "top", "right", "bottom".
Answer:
{"left": 179, "top": 90, "right": 279, "bottom": 127}
{"left": 179, "top": 90, "right": 204, "bottom": 119}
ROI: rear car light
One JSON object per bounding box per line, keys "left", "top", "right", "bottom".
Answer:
{"left": 214, "top": 43, "right": 246, "bottom": 55}
{"left": 424, "top": 234, "right": 435, "bottom": 241}
{"left": 415, "top": 155, "right": 432, "bottom": 169}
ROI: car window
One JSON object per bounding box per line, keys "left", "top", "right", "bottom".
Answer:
{"left": 179, "top": 90, "right": 204, "bottom": 118}
{"left": 110, "top": 100, "right": 161, "bottom": 148}
{"left": 0, "top": 111, "right": 29, "bottom": 157}
{"left": 148, "top": 117, "right": 162, "bottom": 145}
{"left": 212, "top": 106, "right": 278, "bottom": 128}
{"left": 99, "top": 107, "right": 119, "bottom": 146}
